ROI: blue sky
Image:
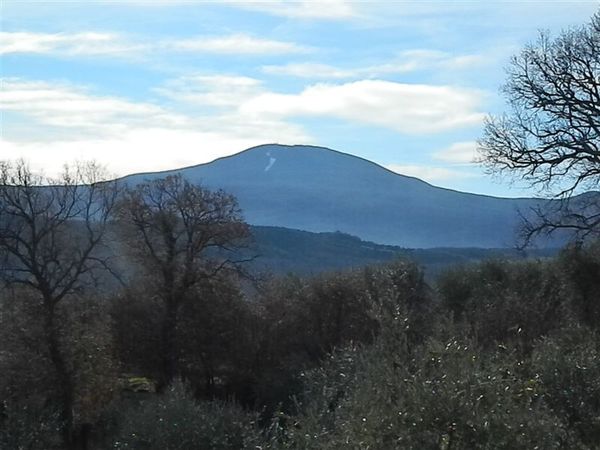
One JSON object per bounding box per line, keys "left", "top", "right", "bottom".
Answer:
{"left": 1, "top": 1, "right": 598, "bottom": 196}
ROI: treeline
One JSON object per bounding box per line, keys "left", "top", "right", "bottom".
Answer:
{"left": 0, "top": 255, "right": 426, "bottom": 448}
{"left": 2, "top": 239, "right": 600, "bottom": 449}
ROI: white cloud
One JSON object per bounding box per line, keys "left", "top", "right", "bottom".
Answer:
{"left": 396, "top": 49, "right": 486, "bottom": 71}
{"left": 1, "top": 76, "right": 485, "bottom": 178}
{"left": 225, "top": 0, "right": 358, "bottom": 20}
{"left": 155, "top": 75, "right": 265, "bottom": 108}
{"left": 241, "top": 80, "right": 485, "bottom": 134}
{"left": 386, "top": 164, "right": 476, "bottom": 182}
{"left": 0, "top": 31, "right": 308, "bottom": 57}
{"left": 0, "top": 132, "right": 271, "bottom": 178}
{"left": 262, "top": 63, "right": 355, "bottom": 79}
{"left": 0, "top": 78, "right": 309, "bottom": 177}
{"left": 0, "top": 31, "right": 141, "bottom": 56}
{"left": 164, "top": 34, "right": 310, "bottom": 55}
{"left": 155, "top": 75, "right": 483, "bottom": 137}
{"left": 262, "top": 49, "right": 486, "bottom": 80}
{"left": 433, "top": 141, "right": 479, "bottom": 164}
{"left": 441, "top": 54, "right": 487, "bottom": 70}
{"left": 0, "top": 79, "right": 184, "bottom": 134}
{"left": 152, "top": 74, "right": 309, "bottom": 139}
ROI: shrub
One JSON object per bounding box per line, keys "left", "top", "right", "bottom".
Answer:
{"left": 531, "top": 325, "right": 600, "bottom": 447}
{"left": 557, "top": 243, "right": 600, "bottom": 329}
{"left": 0, "top": 401, "right": 62, "bottom": 450}
{"left": 274, "top": 329, "right": 578, "bottom": 449}
{"left": 437, "top": 259, "right": 568, "bottom": 351}
{"left": 112, "top": 379, "right": 264, "bottom": 449}
{"left": 110, "top": 287, "right": 163, "bottom": 380}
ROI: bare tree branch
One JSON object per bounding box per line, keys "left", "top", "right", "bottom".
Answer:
{"left": 479, "top": 12, "right": 600, "bottom": 244}
{"left": 0, "top": 159, "right": 119, "bottom": 448}
{"left": 116, "top": 174, "right": 251, "bottom": 384}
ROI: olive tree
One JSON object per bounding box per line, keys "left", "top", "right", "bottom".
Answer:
{"left": 116, "top": 174, "right": 250, "bottom": 385}
{"left": 479, "top": 11, "right": 600, "bottom": 244}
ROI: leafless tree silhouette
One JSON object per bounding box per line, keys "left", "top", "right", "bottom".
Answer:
{"left": 479, "top": 12, "right": 600, "bottom": 245}
{"left": 116, "top": 174, "right": 251, "bottom": 385}
{"left": 0, "top": 160, "right": 119, "bottom": 449}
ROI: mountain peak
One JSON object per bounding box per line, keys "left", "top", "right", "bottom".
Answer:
{"left": 123, "top": 143, "right": 548, "bottom": 248}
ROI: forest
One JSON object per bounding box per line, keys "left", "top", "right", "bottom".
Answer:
{"left": 1, "top": 191, "right": 599, "bottom": 449}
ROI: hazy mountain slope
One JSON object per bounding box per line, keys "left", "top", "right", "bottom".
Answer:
{"left": 123, "top": 144, "right": 549, "bottom": 248}
{"left": 248, "top": 226, "right": 558, "bottom": 277}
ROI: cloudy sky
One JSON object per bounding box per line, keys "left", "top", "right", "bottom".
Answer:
{"left": 1, "top": 1, "right": 598, "bottom": 196}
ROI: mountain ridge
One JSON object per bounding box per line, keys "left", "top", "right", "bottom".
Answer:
{"left": 118, "top": 143, "right": 541, "bottom": 201}
{"left": 248, "top": 225, "right": 559, "bottom": 277}
{"left": 120, "top": 144, "right": 559, "bottom": 248}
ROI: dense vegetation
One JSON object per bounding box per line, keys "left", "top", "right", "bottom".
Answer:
{"left": 1, "top": 241, "right": 599, "bottom": 449}
{"left": 249, "top": 226, "right": 558, "bottom": 277}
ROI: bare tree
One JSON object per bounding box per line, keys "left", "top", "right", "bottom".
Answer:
{"left": 116, "top": 174, "right": 250, "bottom": 385}
{"left": 479, "top": 11, "right": 600, "bottom": 244}
{"left": 0, "top": 161, "right": 117, "bottom": 448}
{"left": 0, "top": 160, "right": 119, "bottom": 449}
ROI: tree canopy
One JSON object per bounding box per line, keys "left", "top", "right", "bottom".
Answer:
{"left": 117, "top": 174, "right": 250, "bottom": 384}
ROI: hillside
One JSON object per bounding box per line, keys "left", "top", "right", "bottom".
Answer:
{"left": 123, "top": 144, "right": 555, "bottom": 248}
{"left": 248, "top": 226, "right": 558, "bottom": 277}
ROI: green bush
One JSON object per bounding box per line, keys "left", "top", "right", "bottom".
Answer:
{"left": 110, "top": 288, "right": 163, "bottom": 380}
{"left": 112, "top": 379, "right": 264, "bottom": 449}
{"left": 0, "top": 401, "right": 62, "bottom": 450}
{"left": 532, "top": 325, "right": 600, "bottom": 447}
{"left": 250, "top": 260, "right": 430, "bottom": 416}
{"left": 437, "top": 259, "right": 568, "bottom": 351}
{"left": 557, "top": 243, "right": 600, "bottom": 329}
{"left": 274, "top": 334, "right": 577, "bottom": 450}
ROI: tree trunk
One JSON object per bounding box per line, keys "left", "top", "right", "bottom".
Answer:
{"left": 161, "top": 299, "right": 179, "bottom": 386}
{"left": 198, "top": 351, "right": 215, "bottom": 397}
{"left": 44, "top": 303, "right": 75, "bottom": 450}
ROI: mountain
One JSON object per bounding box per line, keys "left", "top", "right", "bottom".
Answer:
{"left": 248, "top": 226, "right": 558, "bottom": 277}
{"left": 122, "top": 144, "right": 552, "bottom": 248}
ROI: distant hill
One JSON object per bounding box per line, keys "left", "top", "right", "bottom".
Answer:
{"left": 247, "top": 226, "right": 558, "bottom": 278}
{"left": 123, "top": 144, "right": 561, "bottom": 248}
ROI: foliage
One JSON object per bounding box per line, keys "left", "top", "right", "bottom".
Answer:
{"left": 116, "top": 174, "right": 250, "bottom": 385}
{"left": 109, "top": 287, "right": 164, "bottom": 380}
{"left": 272, "top": 336, "right": 576, "bottom": 449}
{"left": 0, "top": 401, "right": 63, "bottom": 450}
{"left": 111, "top": 379, "right": 263, "bottom": 450}
{"left": 260, "top": 249, "right": 600, "bottom": 450}
{"left": 437, "top": 259, "right": 569, "bottom": 351}
{"left": 0, "top": 289, "right": 119, "bottom": 448}
{"left": 556, "top": 242, "right": 600, "bottom": 329}
{"left": 177, "top": 276, "right": 260, "bottom": 400}
{"left": 531, "top": 325, "right": 600, "bottom": 447}
{"left": 0, "top": 287, "right": 54, "bottom": 405}
{"left": 3, "top": 239, "right": 600, "bottom": 449}
{"left": 60, "top": 296, "right": 119, "bottom": 426}
{"left": 250, "top": 260, "right": 429, "bottom": 415}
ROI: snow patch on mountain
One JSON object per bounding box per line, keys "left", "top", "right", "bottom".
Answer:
{"left": 264, "top": 151, "right": 277, "bottom": 172}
